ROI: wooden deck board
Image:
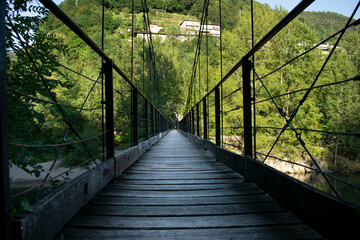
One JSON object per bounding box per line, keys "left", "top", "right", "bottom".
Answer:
{"left": 66, "top": 212, "right": 303, "bottom": 229}
{"left": 61, "top": 225, "right": 320, "bottom": 240}
{"left": 59, "top": 130, "right": 322, "bottom": 239}
{"left": 89, "top": 194, "right": 275, "bottom": 206}
{"left": 79, "top": 202, "right": 286, "bottom": 216}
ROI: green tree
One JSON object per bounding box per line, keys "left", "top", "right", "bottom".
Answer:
{"left": 6, "top": 0, "right": 67, "bottom": 174}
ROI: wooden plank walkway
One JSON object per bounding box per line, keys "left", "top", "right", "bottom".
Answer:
{"left": 59, "top": 130, "right": 322, "bottom": 239}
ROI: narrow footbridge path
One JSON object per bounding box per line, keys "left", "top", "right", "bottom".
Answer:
{"left": 60, "top": 130, "right": 321, "bottom": 239}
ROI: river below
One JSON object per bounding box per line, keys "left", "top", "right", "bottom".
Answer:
{"left": 288, "top": 172, "right": 360, "bottom": 206}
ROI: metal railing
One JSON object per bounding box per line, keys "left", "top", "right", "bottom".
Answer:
{"left": 180, "top": 0, "right": 360, "bottom": 204}
{"left": 1, "top": 1, "right": 169, "bottom": 238}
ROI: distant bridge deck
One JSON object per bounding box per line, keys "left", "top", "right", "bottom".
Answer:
{"left": 59, "top": 130, "right": 321, "bottom": 239}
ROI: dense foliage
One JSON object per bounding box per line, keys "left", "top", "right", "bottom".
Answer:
{"left": 298, "top": 11, "right": 359, "bottom": 41}
{"left": 6, "top": 0, "right": 360, "bottom": 175}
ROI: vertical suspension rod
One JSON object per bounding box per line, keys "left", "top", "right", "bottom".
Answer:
{"left": 251, "top": 0, "right": 256, "bottom": 159}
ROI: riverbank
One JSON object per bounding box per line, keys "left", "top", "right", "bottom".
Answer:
{"left": 9, "top": 159, "right": 89, "bottom": 188}
{"left": 265, "top": 158, "right": 329, "bottom": 174}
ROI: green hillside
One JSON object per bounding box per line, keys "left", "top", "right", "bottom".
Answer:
{"left": 298, "top": 11, "right": 359, "bottom": 40}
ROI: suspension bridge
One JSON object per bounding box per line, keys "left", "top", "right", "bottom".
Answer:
{"left": 1, "top": 0, "right": 360, "bottom": 239}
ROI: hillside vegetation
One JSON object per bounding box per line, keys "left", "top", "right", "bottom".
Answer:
{"left": 298, "top": 11, "right": 358, "bottom": 40}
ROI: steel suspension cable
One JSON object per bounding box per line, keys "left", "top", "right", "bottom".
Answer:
{"left": 254, "top": 126, "right": 360, "bottom": 136}
{"left": 289, "top": 2, "right": 359, "bottom": 124}
{"left": 185, "top": 0, "right": 210, "bottom": 113}
{"left": 18, "top": 43, "right": 100, "bottom": 83}
{"left": 131, "top": 0, "right": 134, "bottom": 84}
{"left": 253, "top": 69, "right": 339, "bottom": 197}
{"left": 9, "top": 130, "right": 109, "bottom": 148}
{"left": 258, "top": 19, "right": 360, "bottom": 82}
{"left": 255, "top": 75, "right": 360, "bottom": 105}
{"left": 251, "top": 0, "right": 256, "bottom": 159}
{"left": 37, "top": 70, "right": 103, "bottom": 197}
{"left": 7, "top": 87, "right": 102, "bottom": 111}
{"left": 262, "top": 3, "right": 359, "bottom": 180}
{"left": 101, "top": 0, "right": 106, "bottom": 161}
{"left": 219, "top": 0, "right": 224, "bottom": 147}
{"left": 142, "top": 0, "right": 162, "bottom": 110}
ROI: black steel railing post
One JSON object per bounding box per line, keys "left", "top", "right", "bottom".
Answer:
{"left": 191, "top": 108, "right": 195, "bottom": 135}
{"left": 162, "top": 116, "right": 165, "bottom": 132}
{"left": 203, "top": 98, "right": 208, "bottom": 139}
{"left": 188, "top": 114, "right": 190, "bottom": 133}
{"left": 150, "top": 105, "right": 154, "bottom": 137}
{"left": 131, "top": 87, "right": 138, "bottom": 146}
{"left": 164, "top": 116, "right": 166, "bottom": 131}
{"left": 155, "top": 109, "right": 159, "bottom": 135}
{"left": 154, "top": 109, "right": 156, "bottom": 135}
{"left": 155, "top": 110, "right": 160, "bottom": 134}
{"left": 188, "top": 113, "right": 191, "bottom": 134}
{"left": 104, "top": 60, "right": 115, "bottom": 160}
{"left": 159, "top": 112, "right": 161, "bottom": 133}
{"left": 215, "top": 86, "right": 221, "bottom": 146}
{"left": 243, "top": 58, "right": 253, "bottom": 156}
{"left": 154, "top": 109, "right": 157, "bottom": 134}
{"left": 187, "top": 112, "right": 189, "bottom": 134}
{"left": 1, "top": 0, "right": 11, "bottom": 238}
{"left": 196, "top": 103, "right": 200, "bottom": 136}
{"left": 144, "top": 99, "right": 148, "bottom": 139}
{"left": 160, "top": 115, "right": 163, "bottom": 132}
{"left": 187, "top": 113, "right": 190, "bottom": 133}
{"left": 164, "top": 117, "right": 166, "bottom": 132}
{"left": 183, "top": 115, "right": 187, "bottom": 132}
{"left": 186, "top": 113, "right": 191, "bottom": 133}
{"left": 159, "top": 112, "right": 162, "bottom": 132}
{"left": 158, "top": 112, "right": 161, "bottom": 133}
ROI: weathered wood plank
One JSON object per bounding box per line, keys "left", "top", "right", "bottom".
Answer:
{"left": 112, "top": 178, "right": 245, "bottom": 185}
{"left": 66, "top": 212, "right": 303, "bottom": 229}
{"left": 79, "top": 202, "right": 285, "bottom": 216}
{"left": 89, "top": 194, "right": 274, "bottom": 206}
{"left": 98, "top": 186, "right": 264, "bottom": 198}
{"left": 117, "top": 172, "right": 242, "bottom": 180}
{"left": 124, "top": 168, "right": 231, "bottom": 173}
{"left": 106, "top": 183, "right": 244, "bottom": 190}
{"left": 128, "top": 162, "right": 224, "bottom": 169}
{"left": 61, "top": 225, "right": 322, "bottom": 240}
{"left": 140, "top": 155, "right": 214, "bottom": 159}
{"left": 128, "top": 164, "right": 229, "bottom": 170}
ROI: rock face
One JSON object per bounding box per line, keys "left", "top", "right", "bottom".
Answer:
{"left": 265, "top": 158, "right": 329, "bottom": 174}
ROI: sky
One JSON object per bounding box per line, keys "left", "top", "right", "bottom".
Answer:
{"left": 256, "top": 0, "right": 360, "bottom": 18}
